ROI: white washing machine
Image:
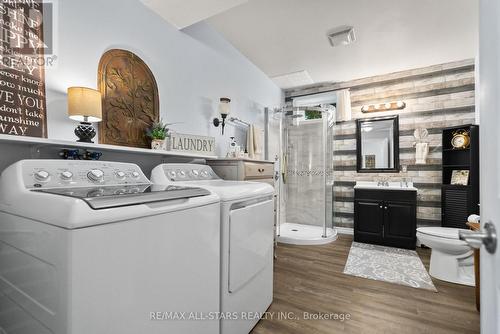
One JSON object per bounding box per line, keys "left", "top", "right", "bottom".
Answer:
{"left": 0, "top": 159, "right": 221, "bottom": 334}
{"left": 151, "top": 164, "right": 275, "bottom": 334}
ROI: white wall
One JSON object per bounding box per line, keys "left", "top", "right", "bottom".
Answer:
{"left": 45, "top": 0, "right": 282, "bottom": 157}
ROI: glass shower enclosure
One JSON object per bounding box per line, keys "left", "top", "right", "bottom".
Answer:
{"left": 276, "top": 105, "right": 337, "bottom": 245}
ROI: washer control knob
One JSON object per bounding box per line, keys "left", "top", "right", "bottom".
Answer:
{"left": 34, "top": 170, "right": 50, "bottom": 182}
{"left": 87, "top": 169, "right": 104, "bottom": 182}
{"left": 60, "top": 171, "right": 73, "bottom": 181}
{"left": 168, "top": 170, "right": 177, "bottom": 179}
{"left": 131, "top": 171, "right": 141, "bottom": 179}
{"left": 201, "top": 170, "right": 210, "bottom": 178}
{"left": 178, "top": 170, "right": 187, "bottom": 178}
{"left": 191, "top": 169, "right": 199, "bottom": 177}
{"left": 115, "top": 171, "right": 126, "bottom": 179}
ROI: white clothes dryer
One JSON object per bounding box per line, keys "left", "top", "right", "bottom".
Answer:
{"left": 151, "top": 163, "right": 275, "bottom": 334}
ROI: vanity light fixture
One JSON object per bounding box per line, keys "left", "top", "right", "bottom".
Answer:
{"left": 361, "top": 101, "right": 406, "bottom": 113}
{"left": 213, "top": 97, "right": 231, "bottom": 135}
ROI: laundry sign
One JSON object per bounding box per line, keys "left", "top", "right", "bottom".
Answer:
{"left": 170, "top": 133, "right": 216, "bottom": 156}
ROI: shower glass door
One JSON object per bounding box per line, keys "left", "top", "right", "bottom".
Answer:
{"left": 277, "top": 106, "right": 336, "bottom": 244}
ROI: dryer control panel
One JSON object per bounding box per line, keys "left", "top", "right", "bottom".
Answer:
{"left": 20, "top": 160, "right": 151, "bottom": 189}
{"left": 152, "top": 164, "right": 220, "bottom": 183}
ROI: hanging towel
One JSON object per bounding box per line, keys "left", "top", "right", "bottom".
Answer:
{"left": 336, "top": 89, "right": 352, "bottom": 122}
{"left": 415, "top": 142, "right": 429, "bottom": 164}
{"left": 253, "top": 125, "right": 263, "bottom": 159}
{"left": 247, "top": 125, "right": 263, "bottom": 159}
{"left": 246, "top": 125, "right": 254, "bottom": 158}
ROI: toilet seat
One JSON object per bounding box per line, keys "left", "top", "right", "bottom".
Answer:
{"left": 417, "top": 227, "right": 466, "bottom": 240}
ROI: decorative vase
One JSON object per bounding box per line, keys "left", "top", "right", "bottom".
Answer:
{"left": 165, "top": 137, "right": 172, "bottom": 151}
{"left": 151, "top": 139, "right": 165, "bottom": 150}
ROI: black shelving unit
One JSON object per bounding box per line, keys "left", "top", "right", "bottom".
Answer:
{"left": 441, "top": 125, "right": 479, "bottom": 229}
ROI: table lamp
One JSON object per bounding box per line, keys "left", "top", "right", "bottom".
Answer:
{"left": 67, "top": 87, "right": 102, "bottom": 143}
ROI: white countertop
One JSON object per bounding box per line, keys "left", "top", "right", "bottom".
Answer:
{"left": 354, "top": 181, "right": 418, "bottom": 191}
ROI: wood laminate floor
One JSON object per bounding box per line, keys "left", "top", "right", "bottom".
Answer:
{"left": 252, "top": 235, "right": 480, "bottom": 334}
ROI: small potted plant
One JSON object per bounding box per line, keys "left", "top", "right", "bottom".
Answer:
{"left": 146, "top": 120, "right": 171, "bottom": 150}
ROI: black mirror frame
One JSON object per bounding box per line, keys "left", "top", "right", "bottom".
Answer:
{"left": 356, "top": 115, "right": 400, "bottom": 173}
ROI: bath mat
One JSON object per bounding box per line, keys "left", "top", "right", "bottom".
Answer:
{"left": 343, "top": 242, "right": 437, "bottom": 292}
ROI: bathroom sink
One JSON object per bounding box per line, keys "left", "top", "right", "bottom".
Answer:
{"left": 354, "top": 181, "right": 418, "bottom": 191}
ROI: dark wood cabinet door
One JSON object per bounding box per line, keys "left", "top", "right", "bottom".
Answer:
{"left": 383, "top": 201, "right": 416, "bottom": 249}
{"left": 442, "top": 186, "right": 470, "bottom": 229}
{"left": 354, "top": 200, "right": 384, "bottom": 244}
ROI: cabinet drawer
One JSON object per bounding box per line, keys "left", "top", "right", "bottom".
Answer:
{"left": 244, "top": 162, "right": 274, "bottom": 179}
{"left": 211, "top": 165, "right": 239, "bottom": 180}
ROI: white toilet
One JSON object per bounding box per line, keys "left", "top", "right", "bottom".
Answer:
{"left": 416, "top": 227, "right": 475, "bottom": 286}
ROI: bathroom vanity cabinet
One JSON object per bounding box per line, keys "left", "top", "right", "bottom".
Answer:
{"left": 354, "top": 188, "right": 417, "bottom": 250}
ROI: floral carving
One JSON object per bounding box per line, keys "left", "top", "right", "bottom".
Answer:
{"left": 98, "top": 49, "right": 159, "bottom": 148}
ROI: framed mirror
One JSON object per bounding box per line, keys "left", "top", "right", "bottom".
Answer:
{"left": 356, "top": 115, "right": 399, "bottom": 173}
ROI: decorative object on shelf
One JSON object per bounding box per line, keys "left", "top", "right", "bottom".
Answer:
{"left": 146, "top": 120, "right": 171, "bottom": 150}
{"left": 213, "top": 97, "right": 231, "bottom": 135}
{"left": 170, "top": 132, "right": 216, "bottom": 156}
{"left": 98, "top": 49, "right": 159, "bottom": 148}
{"left": 361, "top": 101, "right": 406, "bottom": 113}
{"left": 67, "top": 87, "right": 102, "bottom": 143}
{"left": 227, "top": 136, "right": 238, "bottom": 158}
{"left": 59, "top": 149, "right": 103, "bottom": 160}
{"left": 226, "top": 136, "right": 246, "bottom": 158}
{"left": 0, "top": 0, "right": 47, "bottom": 138}
{"left": 413, "top": 128, "right": 429, "bottom": 165}
{"left": 451, "top": 129, "right": 471, "bottom": 149}
{"left": 451, "top": 170, "right": 470, "bottom": 185}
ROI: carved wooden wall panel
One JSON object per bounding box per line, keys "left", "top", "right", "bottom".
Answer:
{"left": 98, "top": 49, "right": 159, "bottom": 148}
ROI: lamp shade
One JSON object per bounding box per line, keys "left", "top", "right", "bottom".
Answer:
{"left": 218, "top": 97, "right": 231, "bottom": 116}
{"left": 67, "top": 87, "right": 102, "bottom": 122}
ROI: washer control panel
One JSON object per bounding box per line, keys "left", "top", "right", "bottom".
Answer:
{"left": 161, "top": 164, "right": 219, "bottom": 182}
{"left": 21, "top": 160, "right": 151, "bottom": 189}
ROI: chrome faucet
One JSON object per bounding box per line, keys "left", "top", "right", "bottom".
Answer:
{"left": 400, "top": 177, "right": 409, "bottom": 188}
{"left": 378, "top": 178, "right": 389, "bottom": 187}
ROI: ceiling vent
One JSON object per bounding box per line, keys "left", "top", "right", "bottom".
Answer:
{"left": 271, "top": 70, "right": 314, "bottom": 89}
{"left": 327, "top": 26, "right": 356, "bottom": 47}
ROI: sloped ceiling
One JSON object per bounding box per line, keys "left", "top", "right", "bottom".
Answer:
{"left": 140, "top": 0, "right": 248, "bottom": 29}
{"left": 207, "top": 0, "right": 478, "bottom": 88}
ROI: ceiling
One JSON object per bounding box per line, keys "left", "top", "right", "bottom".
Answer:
{"left": 140, "top": 0, "right": 248, "bottom": 29}
{"left": 207, "top": 0, "right": 479, "bottom": 89}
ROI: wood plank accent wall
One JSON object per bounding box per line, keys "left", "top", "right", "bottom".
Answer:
{"left": 285, "top": 59, "right": 476, "bottom": 229}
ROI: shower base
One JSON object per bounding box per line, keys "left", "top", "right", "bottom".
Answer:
{"left": 277, "top": 223, "right": 338, "bottom": 245}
